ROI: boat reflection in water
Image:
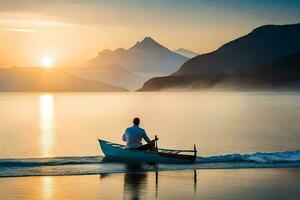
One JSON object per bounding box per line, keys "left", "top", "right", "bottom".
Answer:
{"left": 123, "top": 163, "right": 148, "bottom": 200}
{"left": 99, "top": 163, "right": 198, "bottom": 200}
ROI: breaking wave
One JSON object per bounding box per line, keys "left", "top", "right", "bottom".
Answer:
{"left": 1, "top": 150, "right": 299, "bottom": 177}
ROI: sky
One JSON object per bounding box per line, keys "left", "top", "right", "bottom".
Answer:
{"left": 0, "top": 0, "right": 300, "bottom": 67}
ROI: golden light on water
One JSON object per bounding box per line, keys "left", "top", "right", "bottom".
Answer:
{"left": 39, "top": 94, "right": 54, "bottom": 157}
{"left": 41, "top": 177, "right": 54, "bottom": 200}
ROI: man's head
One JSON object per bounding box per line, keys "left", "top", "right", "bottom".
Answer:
{"left": 133, "top": 117, "right": 140, "bottom": 126}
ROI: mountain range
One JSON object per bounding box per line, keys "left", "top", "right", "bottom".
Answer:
{"left": 139, "top": 23, "right": 300, "bottom": 91}
{"left": 71, "top": 37, "right": 190, "bottom": 90}
{"left": 0, "top": 37, "right": 191, "bottom": 92}
{"left": 86, "top": 37, "right": 189, "bottom": 76}
{"left": 140, "top": 53, "right": 300, "bottom": 91}
{"left": 174, "top": 23, "right": 300, "bottom": 76}
{"left": 0, "top": 67, "right": 127, "bottom": 92}
{"left": 2, "top": 23, "right": 300, "bottom": 92}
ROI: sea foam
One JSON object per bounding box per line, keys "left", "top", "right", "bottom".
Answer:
{"left": 1, "top": 150, "right": 299, "bottom": 177}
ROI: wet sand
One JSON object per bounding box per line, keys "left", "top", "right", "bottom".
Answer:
{"left": 1, "top": 168, "right": 300, "bottom": 200}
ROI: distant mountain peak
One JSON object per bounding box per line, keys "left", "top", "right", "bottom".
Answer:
{"left": 142, "top": 36, "right": 157, "bottom": 43}
{"left": 98, "top": 49, "right": 112, "bottom": 56}
{"left": 98, "top": 48, "right": 126, "bottom": 56}
{"left": 87, "top": 36, "right": 189, "bottom": 75}
{"left": 131, "top": 36, "right": 165, "bottom": 49}
{"left": 174, "top": 48, "right": 199, "bottom": 58}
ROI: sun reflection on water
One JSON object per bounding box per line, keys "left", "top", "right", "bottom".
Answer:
{"left": 41, "top": 176, "right": 54, "bottom": 200}
{"left": 39, "top": 94, "right": 54, "bottom": 157}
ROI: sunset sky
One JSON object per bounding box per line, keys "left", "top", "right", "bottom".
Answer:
{"left": 0, "top": 0, "right": 300, "bottom": 68}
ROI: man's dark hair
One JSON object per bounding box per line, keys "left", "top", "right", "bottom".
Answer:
{"left": 133, "top": 117, "right": 140, "bottom": 126}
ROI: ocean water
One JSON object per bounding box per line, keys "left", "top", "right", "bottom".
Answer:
{"left": 0, "top": 151, "right": 299, "bottom": 177}
{"left": 0, "top": 92, "right": 300, "bottom": 177}
{"left": 1, "top": 169, "right": 300, "bottom": 200}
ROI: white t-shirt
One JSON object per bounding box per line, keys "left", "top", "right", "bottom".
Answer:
{"left": 122, "top": 125, "right": 151, "bottom": 148}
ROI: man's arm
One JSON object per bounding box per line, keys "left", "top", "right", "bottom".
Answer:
{"left": 142, "top": 129, "right": 151, "bottom": 143}
{"left": 122, "top": 129, "right": 127, "bottom": 142}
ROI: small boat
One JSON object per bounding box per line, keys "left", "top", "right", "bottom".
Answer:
{"left": 98, "top": 139, "right": 197, "bottom": 164}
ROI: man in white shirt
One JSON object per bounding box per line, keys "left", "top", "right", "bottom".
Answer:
{"left": 122, "top": 117, "right": 156, "bottom": 150}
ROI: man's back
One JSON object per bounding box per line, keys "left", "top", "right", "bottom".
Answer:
{"left": 122, "top": 125, "right": 150, "bottom": 148}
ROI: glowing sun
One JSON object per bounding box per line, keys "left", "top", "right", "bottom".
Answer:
{"left": 41, "top": 56, "right": 54, "bottom": 68}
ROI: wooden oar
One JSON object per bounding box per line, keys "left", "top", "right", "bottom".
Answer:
{"left": 154, "top": 135, "right": 159, "bottom": 152}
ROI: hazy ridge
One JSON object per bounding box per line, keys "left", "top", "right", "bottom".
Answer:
{"left": 65, "top": 65, "right": 146, "bottom": 91}
{"left": 0, "top": 67, "right": 127, "bottom": 92}
{"left": 173, "top": 48, "right": 198, "bottom": 58}
{"left": 139, "top": 23, "right": 300, "bottom": 91}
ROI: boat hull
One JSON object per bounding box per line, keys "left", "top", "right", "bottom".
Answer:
{"left": 98, "top": 139, "right": 195, "bottom": 164}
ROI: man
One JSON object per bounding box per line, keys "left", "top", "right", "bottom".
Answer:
{"left": 122, "top": 117, "right": 156, "bottom": 150}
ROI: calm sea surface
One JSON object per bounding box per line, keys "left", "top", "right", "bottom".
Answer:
{"left": 1, "top": 92, "right": 300, "bottom": 200}
{"left": 0, "top": 92, "right": 299, "bottom": 159}
{"left": 1, "top": 169, "right": 300, "bottom": 200}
